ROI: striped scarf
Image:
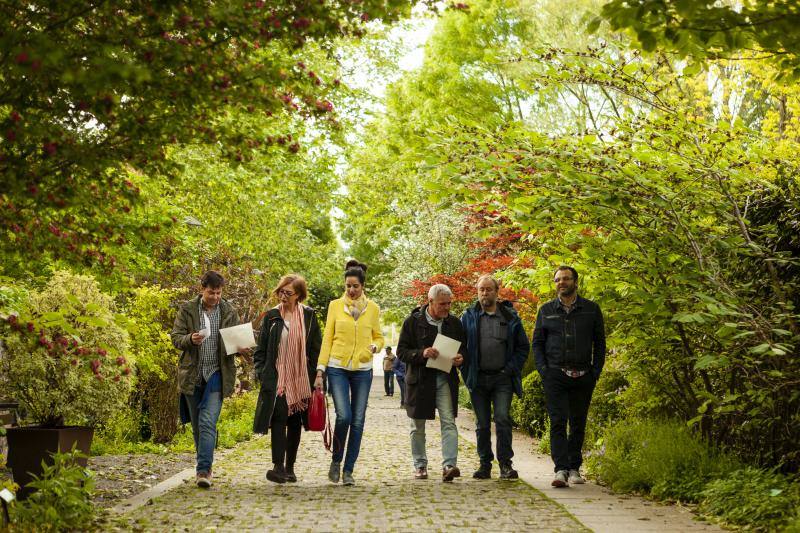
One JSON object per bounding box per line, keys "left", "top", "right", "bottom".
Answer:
{"left": 276, "top": 303, "right": 311, "bottom": 415}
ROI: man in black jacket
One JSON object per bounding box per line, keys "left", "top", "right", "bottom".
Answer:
{"left": 397, "top": 284, "right": 465, "bottom": 483}
{"left": 532, "top": 266, "right": 605, "bottom": 488}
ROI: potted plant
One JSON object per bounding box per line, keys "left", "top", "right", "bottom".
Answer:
{"left": 0, "top": 271, "right": 132, "bottom": 497}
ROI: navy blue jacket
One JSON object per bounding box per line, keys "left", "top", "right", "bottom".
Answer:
{"left": 460, "top": 300, "right": 530, "bottom": 397}
{"left": 532, "top": 296, "right": 605, "bottom": 380}
{"left": 392, "top": 355, "right": 406, "bottom": 380}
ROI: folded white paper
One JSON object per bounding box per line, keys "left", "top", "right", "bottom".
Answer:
{"left": 425, "top": 333, "right": 461, "bottom": 373}
{"left": 219, "top": 322, "right": 257, "bottom": 355}
{"left": 198, "top": 312, "right": 211, "bottom": 342}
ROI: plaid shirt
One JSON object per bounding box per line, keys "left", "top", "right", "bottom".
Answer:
{"left": 198, "top": 302, "right": 221, "bottom": 381}
{"left": 558, "top": 296, "right": 578, "bottom": 315}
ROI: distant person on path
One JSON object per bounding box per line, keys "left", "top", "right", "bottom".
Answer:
{"left": 171, "top": 270, "right": 252, "bottom": 488}
{"left": 397, "top": 284, "right": 465, "bottom": 483}
{"left": 314, "top": 260, "right": 384, "bottom": 486}
{"left": 383, "top": 346, "right": 396, "bottom": 396}
{"left": 393, "top": 352, "right": 407, "bottom": 407}
{"left": 461, "top": 274, "right": 530, "bottom": 480}
{"left": 533, "top": 266, "right": 606, "bottom": 488}
{"left": 252, "top": 274, "right": 321, "bottom": 483}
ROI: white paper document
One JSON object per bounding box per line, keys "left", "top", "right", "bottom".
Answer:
{"left": 219, "top": 322, "right": 257, "bottom": 355}
{"left": 425, "top": 333, "right": 461, "bottom": 373}
{"left": 198, "top": 312, "right": 211, "bottom": 341}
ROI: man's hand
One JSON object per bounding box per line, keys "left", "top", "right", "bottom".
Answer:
{"left": 190, "top": 333, "right": 204, "bottom": 345}
{"left": 237, "top": 347, "right": 252, "bottom": 356}
{"left": 423, "top": 347, "right": 439, "bottom": 359}
{"left": 453, "top": 354, "right": 464, "bottom": 367}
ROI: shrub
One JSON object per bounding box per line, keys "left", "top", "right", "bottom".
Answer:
{"left": 584, "top": 368, "right": 628, "bottom": 451}
{"left": 586, "top": 418, "right": 740, "bottom": 502}
{"left": 699, "top": 467, "right": 800, "bottom": 531}
{"left": 458, "top": 384, "right": 473, "bottom": 410}
{"left": 9, "top": 449, "right": 96, "bottom": 532}
{"left": 124, "top": 285, "right": 181, "bottom": 443}
{"left": 538, "top": 418, "right": 551, "bottom": 455}
{"left": 0, "top": 271, "right": 132, "bottom": 427}
{"left": 510, "top": 371, "right": 547, "bottom": 437}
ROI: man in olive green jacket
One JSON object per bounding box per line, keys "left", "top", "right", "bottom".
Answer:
{"left": 170, "top": 271, "right": 250, "bottom": 488}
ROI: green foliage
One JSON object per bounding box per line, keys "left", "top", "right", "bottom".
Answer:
{"left": 0, "top": 1, "right": 416, "bottom": 279}
{"left": 458, "top": 384, "right": 473, "bottom": 410}
{"left": 0, "top": 271, "right": 132, "bottom": 427}
{"left": 587, "top": 419, "right": 741, "bottom": 502}
{"left": 510, "top": 371, "right": 547, "bottom": 438}
{"left": 538, "top": 418, "right": 551, "bottom": 455}
{"left": 699, "top": 467, "right": 800, "bottom": 531}
{"left": 600, "top": 0, "right": 800, "bottom": 80}
{"left": 9, "top": 449, "right": 96, "bottom": 532}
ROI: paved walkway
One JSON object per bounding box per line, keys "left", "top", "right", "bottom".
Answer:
{"left": 113, "top": 380, "right": 720, "bottom": 532}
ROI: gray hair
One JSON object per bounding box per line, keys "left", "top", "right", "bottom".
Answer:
{"left": 428, "top": 284, "right": 453, "bottom": 300}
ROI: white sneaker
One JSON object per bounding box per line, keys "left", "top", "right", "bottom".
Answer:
{"left": 551, "top": 470, "right": 569, "bottom": 488}
{"left": 568, "top": 469, "right": 585, "bottom": 484}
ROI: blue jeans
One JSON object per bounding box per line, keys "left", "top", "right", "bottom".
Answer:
{"left": 410, "top": 372, "right": 458, "bottom": 469}
{"left": 327, "top": 367, "right": 372, "bottom": 473}
{"left": 186, "top": 386, "right": 223, "bottom": 474}
{"left": 470, "top": 371, "right": 514, "bottom": 466}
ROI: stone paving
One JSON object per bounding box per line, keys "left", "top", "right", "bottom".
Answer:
{"left": 113, "top": 382, "right": 585, "bottom": 532}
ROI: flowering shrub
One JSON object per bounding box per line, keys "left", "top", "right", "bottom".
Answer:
{"left": 0, "top": 271, "right": 131, "bottom": 427}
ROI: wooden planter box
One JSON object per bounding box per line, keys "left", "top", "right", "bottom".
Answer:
{"left": 5, "top": 426, "right": 93, "bottom": 499}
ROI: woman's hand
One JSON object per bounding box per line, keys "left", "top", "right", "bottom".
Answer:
{"left": 314, "top": 371, "right": 324, "bottom": 390}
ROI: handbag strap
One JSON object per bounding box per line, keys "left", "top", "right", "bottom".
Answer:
{"left": 322, "top": 392, "right": 334, "bottom": 452}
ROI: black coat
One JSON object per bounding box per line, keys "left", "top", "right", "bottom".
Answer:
{"left": 397, "top": 305, "right": 465, "bottom": 420}
{"left": 252, "top": 306, "right": 321, "bottom": 434}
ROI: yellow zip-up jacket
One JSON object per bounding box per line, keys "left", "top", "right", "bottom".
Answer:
{"left": 318, "top": 297, "right": 384, "bottom": 370}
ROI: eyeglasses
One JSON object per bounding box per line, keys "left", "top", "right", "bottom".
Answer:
{"left": 278, "top": 289, "right": 295, "bottom": 297}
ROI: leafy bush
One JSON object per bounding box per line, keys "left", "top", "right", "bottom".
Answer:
{"left": 586, "top": 418, "right": 740, "bottom": 502}
{"left": 10, "top": 449, "right": 96, "bottom": 532}
{"left": 699, "top": 467, "right": 800, "bottom": 531}
{"left": 458, "top": 384, "right": 472, "bottom": 410}
{"left": 124, "top": 285, "right": 181, "bottom": 443}
{"left": 538, "top": 418, "right": 551, "bottom": 455}
{"left": 0, "top": 271, "right": 132, "bottom": 427}
{"left": 510, "top": 371, "right": 547, "bottom": 437}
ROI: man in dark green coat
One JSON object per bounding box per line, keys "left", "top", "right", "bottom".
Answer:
{"left": 171, "top": 271, "right": 251, "bottom": 488}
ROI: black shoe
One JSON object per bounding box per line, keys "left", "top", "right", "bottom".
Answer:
{"left": 499, "top": 462, "right": 519, "bottom": 480}
{"left": 473, "top": 463, "right": 492, "bottom": 479}
{"left": 285, "top": 465, "right": 297, "bottom": 483}
{"left": 266, "top": 464, "right": 287, "bottom": 483}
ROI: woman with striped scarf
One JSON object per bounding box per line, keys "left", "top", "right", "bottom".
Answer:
{"left": 253, "top": 274, "right": 322, "bottom": 483}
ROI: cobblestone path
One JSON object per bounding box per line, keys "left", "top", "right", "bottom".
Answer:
{"left": 117, "top": 381, "right": 585, "bottom": 532}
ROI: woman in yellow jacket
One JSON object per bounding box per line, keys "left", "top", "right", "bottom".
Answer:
{"left": 314, "top": 259, "right": 383, "bottom": 485}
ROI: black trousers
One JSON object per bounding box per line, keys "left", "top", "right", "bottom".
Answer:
{"left": 542, "top": 370, "right": 596, "bottom": 472}
{"left": 383, "top": 371, "right": 395, "bottom": 395}
{"left": 270, "top": 395, "right": 303, "bottom": 467}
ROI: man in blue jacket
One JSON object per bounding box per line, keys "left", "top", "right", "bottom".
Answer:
{"left": 532, "top": 266, "right": 605, "bottom": 488}
{"left": 461, "top": 274, "right": 530, "bottom": 480}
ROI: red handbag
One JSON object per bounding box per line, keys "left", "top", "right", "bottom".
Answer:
{"left": 308, "top": 389, "right": 326, "bottom": 431}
